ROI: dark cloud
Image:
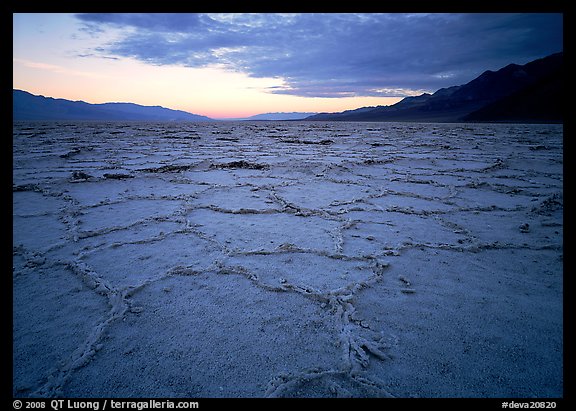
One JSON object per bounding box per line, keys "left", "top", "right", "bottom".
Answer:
{"left": 74, "top": 13, "right": 563, "bottom": 98}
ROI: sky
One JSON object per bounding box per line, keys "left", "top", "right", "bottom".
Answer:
{"left": 13, "top": 13, "right": 563, "bottom": 119}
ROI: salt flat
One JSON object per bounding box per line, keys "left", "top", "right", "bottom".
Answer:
{"left": 12, "top": 121, "right": 563, "bottom": 398}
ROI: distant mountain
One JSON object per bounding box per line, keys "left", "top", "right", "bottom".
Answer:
{"left": 225, "top": 112, "right": 318, "bottom": 121}
{"left": 13, "top": 90, "right": 213, "bottom": 122}
{"left": 306, "top": 52, "right": 563, "bottom": 123}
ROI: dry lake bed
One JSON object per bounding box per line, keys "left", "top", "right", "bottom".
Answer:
{"left": 13, "top": 121, "right": 563, "bottom": 398}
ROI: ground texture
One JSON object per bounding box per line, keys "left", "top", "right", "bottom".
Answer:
{"left": 13, "top": 122, "right": 563, "bottom": 398}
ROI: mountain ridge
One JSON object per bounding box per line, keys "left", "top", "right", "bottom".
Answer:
{"left": 13, "top": 90, "right": 214, "bottom": 122}
{"left": 223, "top": 112, "right": 318, "bottom": 121}
{"left": 13, "top": 52, "right": 563, "bottom": 124}
{"left": 305, "top": 52, "right": 563, "bottom": 123}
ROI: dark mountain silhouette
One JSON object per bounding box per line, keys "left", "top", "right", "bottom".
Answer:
{"left": 463, "top": 61, "right": 563, "bottom": 122}
{"left": 306, "top": 52, "right": 563, "bottom": 123}
{"left": 13, "top": 90, "right": 213, "bottom": 122}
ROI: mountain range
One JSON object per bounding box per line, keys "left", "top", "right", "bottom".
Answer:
{"left": 13, "top": 90, "right": 213, "bottom": 122}
{"left": 306, "top": 52, "right": 563, "bottom": 123}
{"left": 13, "top": 52, "right": 562, "bottom": 123}
{"left": 229, "top": 112, "right": 318, "bottom": 121}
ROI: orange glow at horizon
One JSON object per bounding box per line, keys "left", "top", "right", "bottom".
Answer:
{"left": 13, "top": 57, "right": 402, "bottom": 119}
{"left": 13, "top": 12, "right": 404, "bottom": 120}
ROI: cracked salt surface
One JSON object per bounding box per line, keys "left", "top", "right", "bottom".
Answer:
{"left": 13, "top": 121, "right": 563, "bottom": 398}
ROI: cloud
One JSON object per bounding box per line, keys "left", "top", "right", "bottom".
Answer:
{"left": 13, "top": 58, "right": 110, "bottom": 79}
{"left": 74, "top": 13, "right": 563, "bottom": 98}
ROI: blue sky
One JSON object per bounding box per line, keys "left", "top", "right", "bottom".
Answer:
{"left": 13, "top": 13, "right": 563, "bottom": 118}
